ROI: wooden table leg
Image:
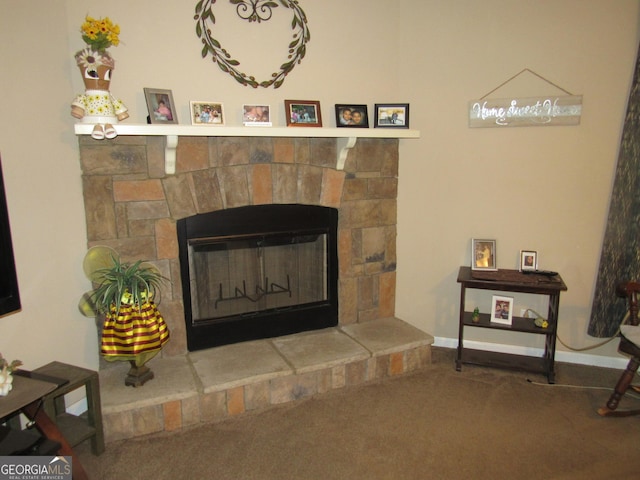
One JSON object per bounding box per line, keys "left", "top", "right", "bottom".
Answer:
{"left": 21, "top": 400, "right": 89, "bottom": 480}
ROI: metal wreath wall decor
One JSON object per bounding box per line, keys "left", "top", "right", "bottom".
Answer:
{"left": 195, "top": 0, "right": 310, "bottom": 88}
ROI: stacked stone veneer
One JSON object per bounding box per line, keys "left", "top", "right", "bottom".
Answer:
{"left": 79, "top": 135, "right": 401, "bottom": 358}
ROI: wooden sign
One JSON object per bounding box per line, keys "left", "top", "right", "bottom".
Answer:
{"left": 469, "top": 95, "right": 582, "bottom": 128}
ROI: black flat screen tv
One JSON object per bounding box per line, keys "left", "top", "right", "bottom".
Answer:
{"left": 0, "top": 156, "right": 21, "bottom": 316}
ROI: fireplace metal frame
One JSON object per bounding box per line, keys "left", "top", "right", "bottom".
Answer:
{"left": 177, "top": 204, "right": 339, "bottom": 351}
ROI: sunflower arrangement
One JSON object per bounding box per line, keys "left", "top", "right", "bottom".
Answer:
{"left": 81, "top": 15, "right": 120, "bottom": 53}
{"left": 74, "top": 16, "right": 119, "bottom": 82}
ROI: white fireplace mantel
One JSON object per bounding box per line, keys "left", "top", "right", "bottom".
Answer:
{"left": 74, "top": 123, "right": 420, "bottom": 174}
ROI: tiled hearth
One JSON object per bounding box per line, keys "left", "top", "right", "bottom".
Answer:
{"left": 77, "top": 133, "right": 432, "bottom": 443}
{"left": 100, "top": 318, "right": 433, "bottom": 442}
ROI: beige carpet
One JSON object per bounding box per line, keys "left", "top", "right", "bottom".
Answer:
{"left": 77, "top": 348, "right": 640, "bottom": 479}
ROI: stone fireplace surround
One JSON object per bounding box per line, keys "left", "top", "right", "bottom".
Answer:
{"left": 80, "top": 134, "right": 401, "bottom": 356}
{"left": 78, "top": 132, "right": 434, "bottom": 442}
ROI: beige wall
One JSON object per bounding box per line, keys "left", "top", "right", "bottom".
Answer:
{"left": 396, "top": 1, "right": 640, "bottom": 363}
{"left": 0, "top": 0, "right": 638, "bottom": 371}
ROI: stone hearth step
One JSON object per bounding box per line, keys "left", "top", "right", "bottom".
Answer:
{"left": 99, "top": 318, "right": 434, "bottom": 443}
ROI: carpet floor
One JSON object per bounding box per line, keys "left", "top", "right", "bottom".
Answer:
{"left": 77, "top": 347, "right": 640, "bottom": 479}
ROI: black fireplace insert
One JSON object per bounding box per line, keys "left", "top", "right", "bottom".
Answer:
{"left": 177, "top": 204, "right": 339, "bottom": 351}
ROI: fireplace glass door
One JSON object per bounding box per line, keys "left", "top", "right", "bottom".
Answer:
{"left": 178, "top": 204, "right": 338, "bottom": 351}
{"left": 188, "top": 232, "right": 328, "bottom": 322}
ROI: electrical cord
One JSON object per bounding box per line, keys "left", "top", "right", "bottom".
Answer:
{"left": 522, "top": 309, "right": 640, "bottom": 395}
{"left": 24, "top": 398, "right": 45, "bottom": 429}
{"left": 525, "top": 378, "right": 640, "bottom": 401}
{"left": 524, "top": 308, "right": 631, "bottom": 352}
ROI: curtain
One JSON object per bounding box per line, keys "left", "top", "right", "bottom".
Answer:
{"left": 588, "top": 43, "right": 640, "bottom": 338}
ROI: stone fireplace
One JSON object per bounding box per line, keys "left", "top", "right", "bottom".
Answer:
{"left": 79, "top": 134, "right": 400, "bottom": 359}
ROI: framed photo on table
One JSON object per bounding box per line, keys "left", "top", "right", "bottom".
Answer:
{"left": 471, "top": 239, "right": 497, "bottom": 271}
{"left": 285, "top": 100, "right": 322, "bottom": 127}
{"left": 335, "top": 104, "right": 369, "bottom": 128}
{"left": 520, "top": 250, "right": 538, "bottom": 271}
{"left": 144, "top": 88, "right": 177, "bottom": 124}
{"left": 491, "top": 295, "right": 514, "bottom": 325}
{"left": 374, "top": 103, "right": 409, "bottom": 128}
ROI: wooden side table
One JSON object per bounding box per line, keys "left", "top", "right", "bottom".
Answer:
{"left": 456, "top": 266, "right": 568, "bottom": 383}
{"left": 33, "top": 361, "right": 105, "bottom": 455}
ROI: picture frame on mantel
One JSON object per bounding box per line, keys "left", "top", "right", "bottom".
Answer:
{"left": 190, "top": 101, "right": 224, "bottom": 125}
{"left": 285, "top": 100, "right": 322, "bottom": 127}
{"left": 374, "top": 103, "right": 409, "bottom": 128}
{"left": 243, "top": 104, "right": 272, "bottom": 126}
{"left": 144, "top": 88, "right": 178, "bottom": 124}
{"left": 471, "top": 238, "right": 497, "bottom": 271}
{"left": 335, "top": 104, "right": 369, "bottom": 128}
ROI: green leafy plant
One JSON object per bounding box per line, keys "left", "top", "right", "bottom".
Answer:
{"left": 80, "top": 254, "right": 166, "bottom": 318}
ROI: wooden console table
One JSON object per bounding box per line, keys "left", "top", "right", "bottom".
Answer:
{"left": 456, "top": 266, "right": 567, "bottom": 383}
{"left": 0, "top": 372, "right": 89, "bottom": 479}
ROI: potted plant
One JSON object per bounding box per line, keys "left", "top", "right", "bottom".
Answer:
{"left": 79, "top": 246, "right": 170, "bottom": 387}
{"left": 0, "top": 353, "right": 22, "bottom": 396}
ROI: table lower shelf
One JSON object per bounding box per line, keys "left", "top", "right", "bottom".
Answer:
{"left": 456, "top": 348, "right": 555, "bottom": 383}
{"left": 54, "top": 412, "right": 97, "bottom": 447}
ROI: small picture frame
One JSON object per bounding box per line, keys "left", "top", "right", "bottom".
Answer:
{"left": 285, "top": 100, "right": 322, "bottom": 127}
{"left": 242, "top": 104, "right": 272, "bottom": 126}
{"left": 374, "top": 103, "right": 409, "bottom": 128}
{"left": 520, "top": 250, "right": 538, "bottom": 271}
{"left": 190, "top": 101, "right": 224, "bottom": 126}
{"left": 491, "top": 295, "right": 514, "bottom": 325}
{"left": 471, "top": 239, "right": 497, "bottom": 271}
{"left": 335, "top": 104, "right": 369, "bottom": 128}
{"left": 144, "top": 88, "right": 178, "bottom": 124}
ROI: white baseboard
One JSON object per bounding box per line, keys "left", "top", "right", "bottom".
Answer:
{"left": 433, "top": 336, "right": 629, "bottom": 370}
{"left": 67, "top": 398, "right": 88, "bottom": 416}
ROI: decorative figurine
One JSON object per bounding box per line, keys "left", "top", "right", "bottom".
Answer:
{"left": 472, "top": 307, "right": 480, "bottom": 323}
{"left": 70, "top": 16, "right": 128, "bottom": 140}
{"left": 534, "top": 317, "right": 549, "bottom": 329}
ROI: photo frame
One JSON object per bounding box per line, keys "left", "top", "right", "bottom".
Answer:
{"left": 285, "top": 100, "right": 322, "bottom": 127}
{"left": 491, "top": 295, "right": 514, "bottom": 325}
{"left": 144, "top": 88, "right": 178, "bottom": 124}
{"left": 520, "top": 250, "right": 538, "bottom": 271}
{"left": 335, "top": 104, "right": 369, "bottom": 128}
{"left": 374, "top": 103, "right": 409, "bottom": 128}
{"left": 243, "top": 104, "right": 272, "bottom": 126}
{"left": 190, "top": 101, "right": 224, "bottom": 126}
{"left": 471, "top": 239, "right": 497, "bottom": 271}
